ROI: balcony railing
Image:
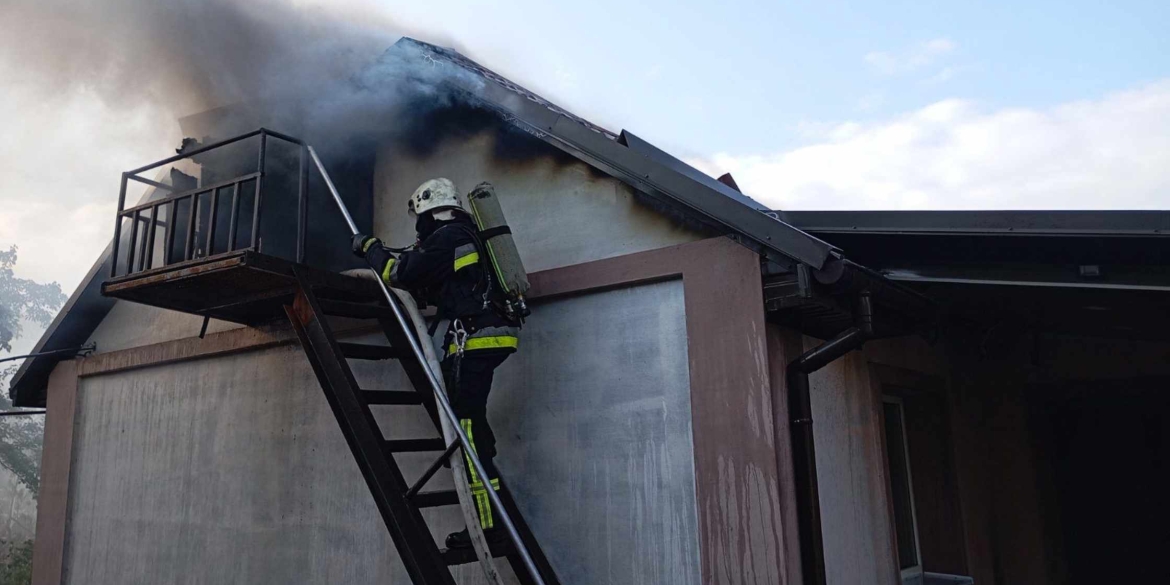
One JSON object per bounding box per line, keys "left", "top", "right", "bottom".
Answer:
{"left": 110, "top": 128, "right": 310, "bottom": 279}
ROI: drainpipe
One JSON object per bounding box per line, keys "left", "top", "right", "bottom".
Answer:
{"left": 788, "top": 291, "right": 874, "bottom": 585}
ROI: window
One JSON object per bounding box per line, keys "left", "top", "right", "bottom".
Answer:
{"left": 883, "top": 397, "right": 924, "bottom": 582}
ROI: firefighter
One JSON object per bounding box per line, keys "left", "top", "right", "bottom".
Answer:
{"left": 352, "top": 178, "right": 519, "bottom": 548}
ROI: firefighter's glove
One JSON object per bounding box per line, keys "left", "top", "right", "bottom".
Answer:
{"left": 351, "top": 234, "right": 380, "bottom": 258}
{"left": 364, "top": 245, "right": 395, "bottom": 276}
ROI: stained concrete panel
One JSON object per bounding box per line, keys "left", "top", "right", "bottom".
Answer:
{"left": 490, "top": 279, "right": 700, "bottom": 585}
{"left": 63, "top": 280, "right": 698, "bottom": 585}
{"left": 374, "top": 132, "right": 704, "bottom": 274}
{"left": 806, "top": 344, "right": 899, "bottom": 585}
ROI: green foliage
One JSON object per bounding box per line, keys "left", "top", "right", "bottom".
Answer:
{"left": 0, "top": 405, "right": 41, "bottom": 495}
{"left": 0, "top": 245, "right": 64, "bottom": 495}
{"left": 0, "top": 245, "right": 66, "bottom": 353}
{"left": 0, "top": 539, "right": 34, "bottom": 585}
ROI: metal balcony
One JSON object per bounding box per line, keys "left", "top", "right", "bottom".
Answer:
{"left": 101, "top": 128, "right": 376, "bottom": 324}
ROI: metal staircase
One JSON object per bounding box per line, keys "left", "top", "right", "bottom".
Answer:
{"left": 284, "top": 273, "right": 559, "bottom": 585}
{"left": 283, "top": 146, "right": 560, "bottom": 585}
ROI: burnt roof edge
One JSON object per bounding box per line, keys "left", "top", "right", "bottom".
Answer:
{"left": 401, "top": 38, "right": 837, "bottom": 269}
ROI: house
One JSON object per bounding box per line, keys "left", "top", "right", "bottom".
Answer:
{"left": 9, "top": 38, "right": 1168, "bottom": 585}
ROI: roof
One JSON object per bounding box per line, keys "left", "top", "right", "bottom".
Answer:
{"left": 411, "top": 40, "right": 621, "bottom": 143}
{"left": 8, "top": 244, "right": 116, "bottom": 407}
{"left": 781, "top": 209, "right": 1170, "bottom": 342}
{"left": 777, "top": 210, "right": 1170, "bottom": 237}
{"left": 781, "top": 209, "right": 1170, "bottom": 289}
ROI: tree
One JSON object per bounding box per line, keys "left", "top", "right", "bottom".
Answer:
{"left": 0, "top": 538, "right": 33, "bottom": 585}
{"left": 0, "top": 246, "right": 65, "bottom": 353}
{"left": 0, "top": 245, "right": 67, "bottom": 495}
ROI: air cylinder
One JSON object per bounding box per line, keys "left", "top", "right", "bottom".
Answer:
{"left": 466, "top": 182, "right": 530, "bottom": 317}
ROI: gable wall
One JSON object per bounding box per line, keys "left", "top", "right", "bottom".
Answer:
{"left": 373, "top": 131, "right": 705, "bottom": 273}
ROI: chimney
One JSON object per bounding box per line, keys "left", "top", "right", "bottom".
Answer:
{"left": 717, "top": 172, "right": 741, "bottom": 192}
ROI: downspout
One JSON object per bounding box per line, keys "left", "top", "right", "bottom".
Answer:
{"left": 788, "top": 291, "right": 874, "bottom": 585}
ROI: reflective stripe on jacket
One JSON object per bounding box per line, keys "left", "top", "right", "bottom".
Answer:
{"left": 448, "top": 325, "right": 520, "bottom": 355}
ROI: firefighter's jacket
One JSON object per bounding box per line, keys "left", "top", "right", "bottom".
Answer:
{"left": 374, "top": 215, "right": 518, "bottom": 354}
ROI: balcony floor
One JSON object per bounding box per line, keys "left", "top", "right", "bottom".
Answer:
{"left": 102, "top": 250, "right": 378, "bottom": 325}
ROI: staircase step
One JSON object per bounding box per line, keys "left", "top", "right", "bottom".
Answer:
{"left": 319, "top": 299, "right": 393, "bottom": 320}
{"left": 383, "top": 438, "right": 448, "bottom": 453}
{"left": 441, "top": 540, "right": 513, "bottom": 566}
{"left": 411, "top": 489, "right": 460, "bottom": 508}
{"left": 339, "top": 342, "right": 404, "bottom": 360}
{"left": 361, "top": 390, "right": 425, "bottom": 405}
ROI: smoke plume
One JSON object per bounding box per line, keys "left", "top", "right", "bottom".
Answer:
{"left": 5, "top": 1, "right": 401, "bottom": 114}
{"left": 0, "top": 0, "right": 502, "bottom": 150}
{"left": 0, "top": 0, "right": 512, "bottom": 295}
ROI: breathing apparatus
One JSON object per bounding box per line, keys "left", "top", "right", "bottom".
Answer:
{"left": 408, "top": 178, "right": 531, "bottom": 322}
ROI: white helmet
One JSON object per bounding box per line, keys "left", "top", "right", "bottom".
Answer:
{"left": 408, "top": 178, "right": 463, "bottom": 216}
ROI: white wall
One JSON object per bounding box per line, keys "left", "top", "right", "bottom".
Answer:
{"left": 374, "top": 131, "right": 704, "bottom": 273}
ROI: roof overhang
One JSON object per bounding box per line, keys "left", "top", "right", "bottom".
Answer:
{"left": 780, "top": 209, "right": 1170, "bottom": 341}
{"left": 778, "top": 210, "right": 1170, "bottom": 237}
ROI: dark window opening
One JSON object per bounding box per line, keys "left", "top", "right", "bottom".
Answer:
{"left": 883, "top": 397, "right": 922, "bottom": 575}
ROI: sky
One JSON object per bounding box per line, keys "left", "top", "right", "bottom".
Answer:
{"left": 1, "top": 0, "right": 1168, "bottom": 357}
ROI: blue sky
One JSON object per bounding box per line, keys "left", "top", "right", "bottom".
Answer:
{"left": 387, "top": 0, "right": 1169, "bottom": 155}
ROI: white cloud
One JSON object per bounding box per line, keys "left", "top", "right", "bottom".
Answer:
{"left": 864, "top": 38, "right": 956, "bottom": 76}
{"left": 923, "top": 66, "right": 957, "bottom": 85}
{"left": 856, "top": 91, "right": 886, "bottom": 112}
{"left": 691, "top": 81, "right": 1170, "bottom": 211}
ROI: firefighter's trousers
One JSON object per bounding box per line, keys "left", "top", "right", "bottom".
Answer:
{"left": 443, "top": 349, "right": 511, "bottom": 529}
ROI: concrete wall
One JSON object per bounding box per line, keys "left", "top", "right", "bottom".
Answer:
{"left": 492, "top": 280, "right": 700, "bottom": 584}
{"left": 61, "top": 280, "right": 699, "bottom": 585}
{"left": 86, "top": 301, "right": 242, "bottom": 354}
{"left": 373, "top": 131, "right": 704, "bottom": 274}
{"left": 805, "top": 341, "right": 900, "bottom": 585}
{"left": 767, "top": 332, "right": 955, "bottom": 585}
{"left": 65, "top": 346, "right": 403, "bottom": 584}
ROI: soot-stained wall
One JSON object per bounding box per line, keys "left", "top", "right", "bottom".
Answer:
{"left": 61, "top": 280, "right": 698, "bottom": 585}
{"left": 373, "top": 127, "right": 705, "bottom": 274}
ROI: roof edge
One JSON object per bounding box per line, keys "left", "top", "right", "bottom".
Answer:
{"left": 396, "top": 38, "right": 838, "bottom": 268}
{"left": 8, "top": 169, "right": 179, "bottom": 406}
{"left": 779, "top": 210, "right": 1170, "bottom": 237}
{"left": 8, "top": 242, "right": 116, "bottom": 407}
